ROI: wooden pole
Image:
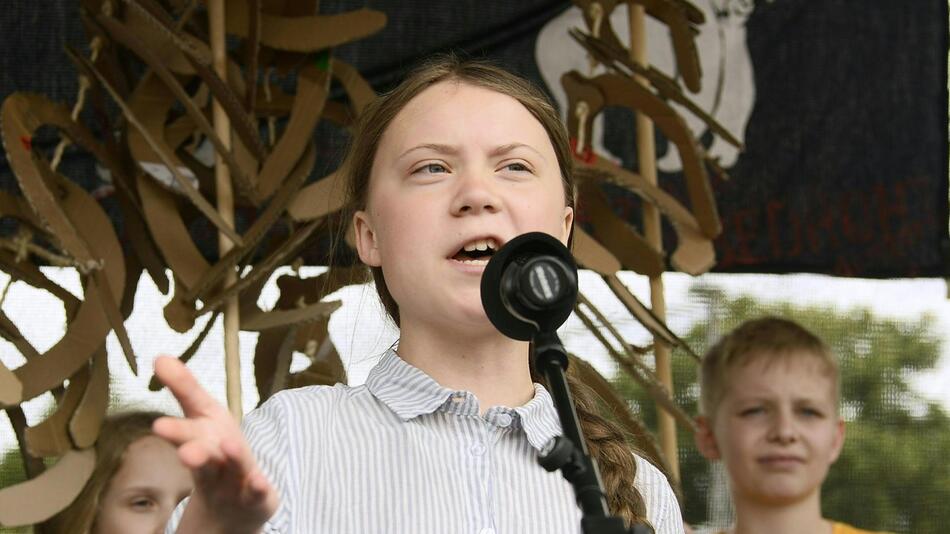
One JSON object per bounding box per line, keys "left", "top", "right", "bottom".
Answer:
{"left": 629, "top": 4, "right": 679, "bottom": 483}
{"left": 208, "top": 0, "right": 243, "bottom": 421}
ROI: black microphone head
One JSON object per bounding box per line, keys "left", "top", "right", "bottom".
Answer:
{"left": 481, "top": 232, "right": 578, "bottom": 341}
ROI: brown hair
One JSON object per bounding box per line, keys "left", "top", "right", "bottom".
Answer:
{"left": 40, "top": 411, "right": 164, "bottom": 534}
{"left": 699, "top": 316, "right": 840, "bottom": 420}
{"left": 339, "top": 54, "right": 651, "bottom": 529}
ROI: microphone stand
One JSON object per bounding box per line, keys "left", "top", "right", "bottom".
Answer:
{"left": 533, "top": 330, "right": 652, "bottom": 534}
{"left": 478, "top": 232, "right": 653, "bottom": 533}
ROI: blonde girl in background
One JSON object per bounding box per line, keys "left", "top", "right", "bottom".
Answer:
{"left": 42, "top": 411, "right": 191, "bottom": 534}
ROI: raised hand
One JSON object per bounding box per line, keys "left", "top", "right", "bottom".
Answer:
{"left": 152, "top": 356, "right": 279, "bottom": 534}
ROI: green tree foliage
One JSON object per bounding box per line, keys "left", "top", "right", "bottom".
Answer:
{"left": 613, "top": 285, "right": 950, "bottom": 533}
{"left": 0, "top": 447, "right": 32, "bottom": 533}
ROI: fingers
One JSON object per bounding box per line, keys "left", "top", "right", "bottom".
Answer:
{"left": 247, "top": 471, "right": 272, "bottom": 497}
{"left": 246, "top": 470, "right": 280, "bottom": 520}
{"left": 152, "top": 415, "right": 199, "bottom": 445}
{"left": 220, "top": 437, "right": 257, "bottom": 479}
{"left": 155, "top": 420, "right": 248, "bottom": 473}
{"left": 189, "top": 439, "right": 278, "bottom": 518}
{"left": 166, "top": 432, "right": 260, "bottom": 491}
{"left": 232, "top": 457, "right": 280, "bottom": 518}
{"left": 179, "top": 437, "right": 223, "bottom": 469}
{"left": 151, "top": 357, "right": 279, "bottom": 522}
{"left": 154, "top": 356, "right": 221, "bottom": 417}
{"left": 219, "top": 439, "right": 277, "bottom": 510}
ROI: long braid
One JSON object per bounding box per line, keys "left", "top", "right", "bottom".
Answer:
{"left": 532, "top": 367, "right": 655, "bottom": 532}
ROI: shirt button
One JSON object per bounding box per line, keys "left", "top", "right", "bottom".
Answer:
{"left": 496, "top": 413, "right": 513, "bottom": 427}
{"left": 470, "top": 442, "right": 486, "bottom": 456}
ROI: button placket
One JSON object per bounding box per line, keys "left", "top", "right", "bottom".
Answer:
{"left": 470, "top": 421, "right": 496, "bottom": 534}
{"left": 470, "top": 441, "right": 486, "bottom": 456}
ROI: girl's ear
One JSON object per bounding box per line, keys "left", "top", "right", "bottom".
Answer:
{"left": 694, "top": 416, "right": 721, "bottom": 460}
{"left": 353, "top": 210, "right": 382, "bottom": 267}
{"left": 560, "top": 206, "right": 574, "bottom": 243}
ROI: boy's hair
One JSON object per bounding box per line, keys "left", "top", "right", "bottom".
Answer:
{"left": 699, "top": 316, "right": 839, "bottom": 419}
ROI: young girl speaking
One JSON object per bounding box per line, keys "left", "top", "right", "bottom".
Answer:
{"left": 155, "top": 56, "right": 685, "bottom": 534}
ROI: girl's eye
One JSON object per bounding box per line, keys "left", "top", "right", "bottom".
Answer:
{"left": 129, "top": 497, "right": 156, "bottom": 511}
{"left": 798, "top": 407, "right": 823, "bottom": 418}
{"left": 413, "top": 163, "right": 448, "bottom": 174}
{"left": 498, "top": 160, "right": 534, "bottom": 174}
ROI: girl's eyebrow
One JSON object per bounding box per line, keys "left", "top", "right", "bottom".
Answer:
{"left": 396, "top": 142, "right": 547, "bottom": 162}
{"left": 490, "top": 142, "right": 548, "bottom": 162}
{"left": 397, "top": 143, "right": 459, "bottom": 161}
{"left": 117, "top": 486, "right": 160, "bottom": 496}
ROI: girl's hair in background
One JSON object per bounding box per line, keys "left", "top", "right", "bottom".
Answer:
{"left": 338, "top": 54, "right": 655, "bottom": 530}
{"left": 40, "top": 411, "right": 163, "bottom": 534}
{"left": 699, "top": 316, "right": 839, "bottom": 419}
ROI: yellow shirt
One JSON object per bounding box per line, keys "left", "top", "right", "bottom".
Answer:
{"left": 714, "top": 523, "right": 887, "bottom": 534}
{"left": 832, "top": 522, "right": 889, "bottom": 534}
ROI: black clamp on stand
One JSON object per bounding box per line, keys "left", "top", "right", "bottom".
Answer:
{"left": 482, "top": 233, "right": 652, "bottom": 534}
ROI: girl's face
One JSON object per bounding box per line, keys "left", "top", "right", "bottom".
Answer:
{"left": 354, "top": 80, "right": 573, "bottom": 333}
{"left": 93, "top": 435, "right": 192, "bottom": 534}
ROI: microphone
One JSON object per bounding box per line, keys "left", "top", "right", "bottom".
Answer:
{"left": 480, "top": 232, "right": 578, "bottom": 341}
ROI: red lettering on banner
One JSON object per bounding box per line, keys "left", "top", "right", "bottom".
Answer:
{"left": 874, "top": 182, "right": 907, "bottom": 246}
{"left": 785, "top": 208, "right": 804, "bottom": 259}
{"left": 766, "top": 200, "right": 785, "bottom": 258}
{"left": 683, "top": 176, "right": 934, "bottom": 275}
{"left": 844, "top": 189, "right": 874, "bottom": 245}
{"left": 835, "top": 255, "right": 856, "bottom": 277}
{"left": 729, "top": 208, "right": 763, "bottom": 265}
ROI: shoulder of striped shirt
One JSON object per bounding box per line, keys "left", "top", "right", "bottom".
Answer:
{"left": 631, "top": 452, "right": 671, "bottom": 489}
{"left": 267, "top": 381, "right": 368, "bottom": 405}
{"left": 248, "top": 382, "right": 374, "bottom": 426}
{"left": 631, "top": 453, "right": 684, "bottom": 532}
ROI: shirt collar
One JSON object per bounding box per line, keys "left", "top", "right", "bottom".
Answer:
{"left": 364, "top": 348, "right": 456, "bottom": 420}
{"left": 364, "top": 348, "right": 564, "bottom": 453}
{"left": 513, "top": 384, "right": 563, "bottom": 452}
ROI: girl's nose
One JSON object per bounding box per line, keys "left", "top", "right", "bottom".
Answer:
{"left": 451, "top": 171, "right": 501, "bottom": 216}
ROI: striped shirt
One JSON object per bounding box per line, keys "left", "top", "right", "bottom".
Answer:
{"left": 167, "top": 349, "right": 685, "bottom": 533}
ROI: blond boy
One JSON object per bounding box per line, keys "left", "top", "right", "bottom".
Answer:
{"left": 694, "top": 317, "right": 887, "bottom": 534}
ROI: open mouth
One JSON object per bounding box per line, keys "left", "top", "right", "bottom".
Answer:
{"left": 451, "top": 237, "right": 499, "bottom": 265}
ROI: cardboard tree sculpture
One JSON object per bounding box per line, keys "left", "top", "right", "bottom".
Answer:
{"left": 0, "top": 0, "right": 740, "bottom": 525}
{"left": 555, "top": 0, "right": 742, "bottom": 482}
{"left": 0, "top": 0, "right": 384, "bottom": 527}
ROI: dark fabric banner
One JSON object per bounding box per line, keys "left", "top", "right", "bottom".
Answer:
{"left": 2, "top": 0, "right": 947, "bottom": 278}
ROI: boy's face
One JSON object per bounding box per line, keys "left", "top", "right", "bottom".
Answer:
{"left": 695, "top": 352, "right": 845, "bottom": 507}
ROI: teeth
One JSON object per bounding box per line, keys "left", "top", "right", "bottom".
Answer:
{"left": 462, "top": 238, "right": 497, "bottom": 252}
